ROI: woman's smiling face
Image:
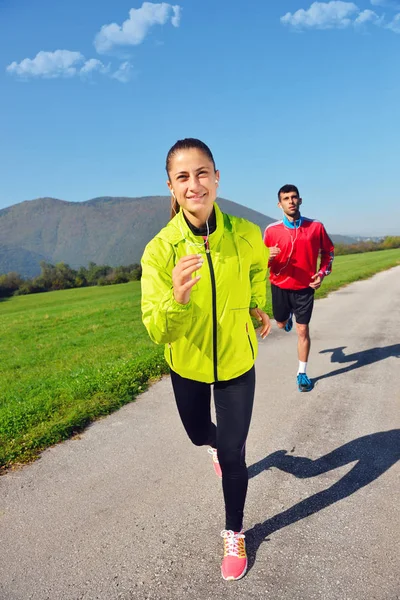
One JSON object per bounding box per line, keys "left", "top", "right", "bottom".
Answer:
{"left": 167, "top": 147, "right": 219, "bottom": 226}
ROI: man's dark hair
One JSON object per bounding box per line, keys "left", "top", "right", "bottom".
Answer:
{"left": 278, "top": 184, "right": 300, "bottom": 201}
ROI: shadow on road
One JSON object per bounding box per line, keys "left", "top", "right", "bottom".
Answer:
{"left": 314, "top": 344, "right": 400, "bottom": 383}
{"left": 246, "top": 430, "right": 400, "bottom": 574}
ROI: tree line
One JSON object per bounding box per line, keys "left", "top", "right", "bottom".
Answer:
{"left": 1, "top": 236, "right": 399, "bottom": 299}
{"left": 334, "top": 236, "right": 400, "bottom": 256}
{"left": 0, "top": 261, "right": 142, "bottom": 298}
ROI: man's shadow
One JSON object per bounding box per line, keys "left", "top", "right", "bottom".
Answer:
{"left": 314, "top": 344, "right": 400, "bottom": 383}
{"left": 246, "top": 430, "right": 400, "bottom": 573}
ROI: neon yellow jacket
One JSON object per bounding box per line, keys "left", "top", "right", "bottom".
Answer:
{"left": 141, "top": 203, "right": 269, "bottom": 383}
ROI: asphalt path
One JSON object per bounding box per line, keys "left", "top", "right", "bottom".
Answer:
{"left": 1, "top": 266, "right": 399, "bottom": 600}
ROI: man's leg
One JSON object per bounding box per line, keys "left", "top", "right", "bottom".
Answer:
{"left": 292, "top": 289, "right": 315, "bottom": 392}
{"left": 296, "top": 322, "right": 311, "bottom": 363}
{"left": 271, "top": 284, "right": 292, "bottom": 330}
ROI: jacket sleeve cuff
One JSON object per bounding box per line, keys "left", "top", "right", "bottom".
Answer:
{"left": 168, "top": 296, "right": 193, "bottom": 311}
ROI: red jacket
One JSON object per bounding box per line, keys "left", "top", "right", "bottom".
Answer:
{"left": 264, "top": 215, "right": 334, "bottom": 290}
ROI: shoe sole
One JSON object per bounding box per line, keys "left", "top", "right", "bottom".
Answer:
{"left": 285, "top": 317, "right": 293, "bottom": 332}
{"left": 221, "top": 559, "right": 248, "bottom": 581}
{"left": 209, "top": 448, "right": 222, "bottom": 478}
{"left": 213, "top": 464, "right": 222, "bottom": 479}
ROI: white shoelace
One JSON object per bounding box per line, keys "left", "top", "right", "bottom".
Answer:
{"left": 221, "top": 530, "right": 245, "bottom": 557}
{"left": 208, "top": 447, "right": 219, "bottom": 463}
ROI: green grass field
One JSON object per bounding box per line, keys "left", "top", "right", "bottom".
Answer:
{"left": 1, "top": 248, "right": 399, "bottom": 469}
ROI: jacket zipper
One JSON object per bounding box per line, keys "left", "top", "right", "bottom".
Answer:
{"left": 246, "top": 322, "right": 254, "bottom": 360}
{"left": 204, "top": 238, "right": 218, "bottom": 382}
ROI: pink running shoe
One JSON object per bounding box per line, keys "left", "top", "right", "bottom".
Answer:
{"left": 221, "top": 530, "right": 247, "bottom": 581}
{"left": 208, "top": 447, "right": 222, "bottom": 478}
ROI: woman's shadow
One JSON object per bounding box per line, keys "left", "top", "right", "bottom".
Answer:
{"left": 245, "top": 430, "right": 400, "bottom": 572}
{"left": 315, "top": 344, "right": 400, "bottom": 383}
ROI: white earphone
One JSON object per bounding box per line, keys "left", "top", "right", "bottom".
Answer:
{"left": 274, "top": 220, "right": 300, "bottom": 277}
{"left": 170, "top": 194, "right": 212, "bottom": 250}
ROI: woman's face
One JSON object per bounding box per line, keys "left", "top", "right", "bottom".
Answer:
{"left": 167, "top": 148, "right": 219, "bottom": 225}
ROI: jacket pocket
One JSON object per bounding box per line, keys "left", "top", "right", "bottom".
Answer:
{"left": 168, "top": 342, "right": 174, "bottom": 367}
{"left": 245, "top": 323, "right": 254, "bottom": 360}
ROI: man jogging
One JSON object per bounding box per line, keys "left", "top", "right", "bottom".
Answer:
{"left": 264, "top": 184, "right": 334, "bottom": 392}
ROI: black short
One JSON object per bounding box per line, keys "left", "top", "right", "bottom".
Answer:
{"left": 271, "top": 284, "right": 315, "bottom": 325}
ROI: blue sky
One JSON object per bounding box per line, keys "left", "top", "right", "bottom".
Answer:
{"left": 1, "top": 0, "right": 399, "bottom": 236}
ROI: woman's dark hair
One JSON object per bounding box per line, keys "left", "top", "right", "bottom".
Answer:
{"left": 166, "top": 138, "right": 216, "bottom": 219}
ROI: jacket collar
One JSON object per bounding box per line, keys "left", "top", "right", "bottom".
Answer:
{"left": 160, "top": 202, "right": 225, "bottom": 249}
{"left": 283, "top": 213, "right": 303, "bottom": 229}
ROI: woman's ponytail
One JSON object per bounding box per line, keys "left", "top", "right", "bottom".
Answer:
{"left": 170, "top": 196, "right": 180, "bottom": 220}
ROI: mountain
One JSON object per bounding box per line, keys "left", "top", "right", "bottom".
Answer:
{"left": 0, "top": 244, "right": 49, "bottom": 277}
{"left": 0, "top": 196, "right": 359, "bottom": 278}
{"left": 0, "top": 196, "right": 278, "bottom": 278}
{"left": 328, "top": 234, "right": 362, "bottom": 245}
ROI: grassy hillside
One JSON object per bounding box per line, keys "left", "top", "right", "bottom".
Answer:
{"left": 1, "top": 248, "right": 399, "bottom": 469}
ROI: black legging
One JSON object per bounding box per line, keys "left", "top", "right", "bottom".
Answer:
{"left": 170, "top": 367, "right": 255, "bottom": 532}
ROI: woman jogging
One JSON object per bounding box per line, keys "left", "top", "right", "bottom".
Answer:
{"left": 141, "top": 138, "right": 270, "bottom": 581}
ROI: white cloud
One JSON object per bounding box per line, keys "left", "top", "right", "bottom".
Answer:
{"left": 171, "top": 5, "right": 181, "bottom": 27}
{"left": 80, "top": 58, "right": 109, "bottom": 76}
{"left": 7, "top": 51, "right": 114, "bottom": 81}
{"left": 281, "top": 1, "right": 359, "bottom": 29}
{"left": 94, "top": 2, "right": 182, "bottom": 53}
{"left": 112, "top": 61, "right": 133, "bottom": 83}
{"left": 6, "top": 50, "right": 84, "bottom": 78}
{"left": 387, "top": 12, "right": 400, "bottom": 30}
{"left": 371, "top": 0, "right": 400, "bottom": 8}
{"left": 354, "top": 9, "right": 384, "bottom": 26}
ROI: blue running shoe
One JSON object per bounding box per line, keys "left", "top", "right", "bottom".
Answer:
{"left": 284, "top": 314, "right": 293, "bottom": 332}
{"left": 297, "top": 373, "right": 313, "bottom": 392}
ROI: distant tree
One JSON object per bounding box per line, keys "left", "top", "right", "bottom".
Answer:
{"left": 53, "top": 262, "right": 77, "bottom": 290}
{"left": 129, "top": 264, "right": 142, "bottom": 281}
{"left": 0, "top": 272, "right": 24, "bottom": 297}
{"left": 33, "top": 261, "right": 78, "bottom": 291}
{"left": 381, "top": 236, "right": 400, "bottom": 250}
{"left": 15, "top": 280, "right": 46, "bottom": 295}
{"left": 75, "top": 266, "right": 88, "bottom": 287}
{"left": 86, "top": 263, "right": 112, "bottom": 285}
{"left": 334, "top": 237, "right": 400, "bottom": 256}
{"left": 36, "top": 261, "right": 56, "bottom": 290}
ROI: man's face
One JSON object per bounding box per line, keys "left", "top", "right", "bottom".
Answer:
{"left": 278, "top": 191, "right": 302, "bottom": 218}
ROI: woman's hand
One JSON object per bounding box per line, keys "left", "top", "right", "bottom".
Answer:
{"left": 250, "top": 308, "right": 271, "bottom": 339}
{"left": 172, "top": 254, "right": 204, "bottom": 305}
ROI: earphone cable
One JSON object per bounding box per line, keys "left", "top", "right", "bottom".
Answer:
{"left": 274, "top": 219, "right": 299, "bottom": 277}
{"left": 171, "top": 198, "right": 211, "bottom": 250}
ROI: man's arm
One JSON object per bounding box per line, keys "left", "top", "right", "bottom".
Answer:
{"left": 309, "top": 225, "right": 334, "bottom": 289}
{"left": 318, "top": 226, "right": 335, "bottom": 278}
